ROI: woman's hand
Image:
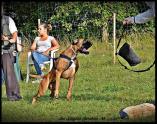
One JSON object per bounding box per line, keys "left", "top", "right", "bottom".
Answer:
{"left": 42, "top": 50, "right": 49, "bottom": 56}
{"left": 30, "top": 48, "right": 35, "bottom": 52}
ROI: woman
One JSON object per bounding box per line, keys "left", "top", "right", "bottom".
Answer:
{"left": 30, "top": 22, "right": 60, "bottom": 76}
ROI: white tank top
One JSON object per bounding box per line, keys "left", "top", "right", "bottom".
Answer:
{"left": 34, "top": 36, "right": 55, "bottom": 52}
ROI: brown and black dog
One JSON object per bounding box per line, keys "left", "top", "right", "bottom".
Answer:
{"left": 32, "top": 38, "right": 92, "bottom": 104}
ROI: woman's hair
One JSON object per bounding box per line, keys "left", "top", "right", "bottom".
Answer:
{"left": 40, "top": 22, "right": 52, "bottom": 32}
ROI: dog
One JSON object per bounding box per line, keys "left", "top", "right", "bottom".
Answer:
{"left": 32, "top": 38, "right": 92, "bottom": 104}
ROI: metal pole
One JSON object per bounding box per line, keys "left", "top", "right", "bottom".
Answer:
{"left": 113, "top": 13, "right": 116, "bottom": 64}
{"left": 38, "top": 19, "right": 40, "bottom": 27}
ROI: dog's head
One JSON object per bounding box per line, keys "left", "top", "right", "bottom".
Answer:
{"left": 72, "top": 38, "right": 92, "bottom": 55}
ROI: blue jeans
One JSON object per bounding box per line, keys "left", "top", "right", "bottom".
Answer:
{"left": 31, "top": 51, "right": 50, "bottom": 75}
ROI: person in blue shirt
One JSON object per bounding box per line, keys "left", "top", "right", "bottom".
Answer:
{"left": 123, "top": 2, "right": 155, "bottom": 25}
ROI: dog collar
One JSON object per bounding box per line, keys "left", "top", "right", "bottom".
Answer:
{"left": 59, "top": 54, "right": 76, "bottom": 61}
{"left": 71, "top": 46, "right": 77, "bottom": 55}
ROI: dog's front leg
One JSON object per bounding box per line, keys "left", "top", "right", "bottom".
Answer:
{"left": 67, "top": 77, "right": 74, "bottom": 101}
{"left": 32, "top": 74, "right": 50, "bottom": 104}
{"left": 54, "top": 70, "right": 62, "bottom": 99}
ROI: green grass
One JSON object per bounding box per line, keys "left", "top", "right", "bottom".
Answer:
{"left": 1, "top": 32, "right": 155, "bottom": 122}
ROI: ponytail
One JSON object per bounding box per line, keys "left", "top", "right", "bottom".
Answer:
{"left": 40, "top": 22, "right": 52, "bottom": 33}
{"left": 47, "top": 23, "right": 52, "bottom": 32}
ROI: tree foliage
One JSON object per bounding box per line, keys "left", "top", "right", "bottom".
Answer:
{"left": 3, "top": 1, "right": 155, "bottom": 42}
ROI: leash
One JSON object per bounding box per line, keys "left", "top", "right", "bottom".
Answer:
{"left": 18, "top": 42, "right": 77, "bottom": 69}
{"left": 35, "top": 47, "right": 77, "bottom": 70}
{"left": 115, "top": 25, "right": 155, "bottom": 72}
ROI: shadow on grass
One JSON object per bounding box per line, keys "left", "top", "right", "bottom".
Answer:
{"left": 71, "top": 93, "right": 154, "bottom": 104}
{"left": 2, "top": 93, "right": 154, "bottom": 106}
{"left": 21, "top": 94, "right": 157, "bottom": 104}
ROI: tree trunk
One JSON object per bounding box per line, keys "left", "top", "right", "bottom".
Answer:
{"left": 102, "top": 26, "right": 109, "bottom": 43}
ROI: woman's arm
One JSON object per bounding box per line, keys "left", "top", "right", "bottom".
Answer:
{"left": 50, "top": 38, "right": 60, "bottom": 51}
{"left": 30, "top": 40, "right": 37, "bottom": 51}
{"left": 43, "top": 38, "right": 60, "bottom": 55}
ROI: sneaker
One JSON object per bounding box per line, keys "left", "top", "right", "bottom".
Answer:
{"left": 8, "top": 96, "right": 22, "bottom": 101}
{"left": 14, "top": 97, "right": 22, "bottom": 101}
{"left": 29, "top": 74, "right": 42, "bottom": 78}
{"left": 40, "top": 64, "right": 46, "bottom": 71}
{"left": 41, "top": 66, "right": 46, "bottom": 71}
{"left": 14, "top": 94, "right": 23, "bottom": 100}
{"left": 32, "top": 79, "right": 41, "bottom": 83}
{"left": 11, "top": 93, "right": 23, "bottom": 101}
{"left": 8, "top": 97, "right": 16, "bottom": 101}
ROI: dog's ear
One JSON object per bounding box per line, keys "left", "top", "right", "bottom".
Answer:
{"left": 72, "top": 39, "right": 79, "bottom": 45}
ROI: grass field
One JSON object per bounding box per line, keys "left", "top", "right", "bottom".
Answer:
{"left": 1, "top": 32, "right": 155, "bottom": 122}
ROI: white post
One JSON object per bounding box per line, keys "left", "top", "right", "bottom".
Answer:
{"left": 113, "top": 13, "right": 116, "bottom": 64}
{"left": 38, "top": 19, "right": 40, "bottom": 27}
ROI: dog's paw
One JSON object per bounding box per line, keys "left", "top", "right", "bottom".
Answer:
{"left": 67, "top": 97, "right": 72, "bottom": 101}
{"left": 54, "top": 91, "right": 59, "bottom": 99}
{"left": 32, "top": 98, "right": 36, "bottom": 104}
{"left": 49, "top": 93, "right": 54, "bottom": 98}
{"left": 66, "top": 94, "right": 72, "bottom": 101}
{"left": 54, "top": 94, "right": 59, "bottom": 99}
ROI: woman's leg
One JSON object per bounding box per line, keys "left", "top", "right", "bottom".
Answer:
{"left": 31, "top": 51, "right": 50, "bottom": 75}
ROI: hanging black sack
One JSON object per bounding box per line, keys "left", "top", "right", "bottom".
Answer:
{"left": 118, "top": 42, "right": 141, "bottom": 66}
{"left": 116, "top": 26, "right": 155, "bottom": 72}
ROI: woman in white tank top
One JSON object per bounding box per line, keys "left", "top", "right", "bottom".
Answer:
{"left": 30, "top": 22, "right": 60, "bottom": 76}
